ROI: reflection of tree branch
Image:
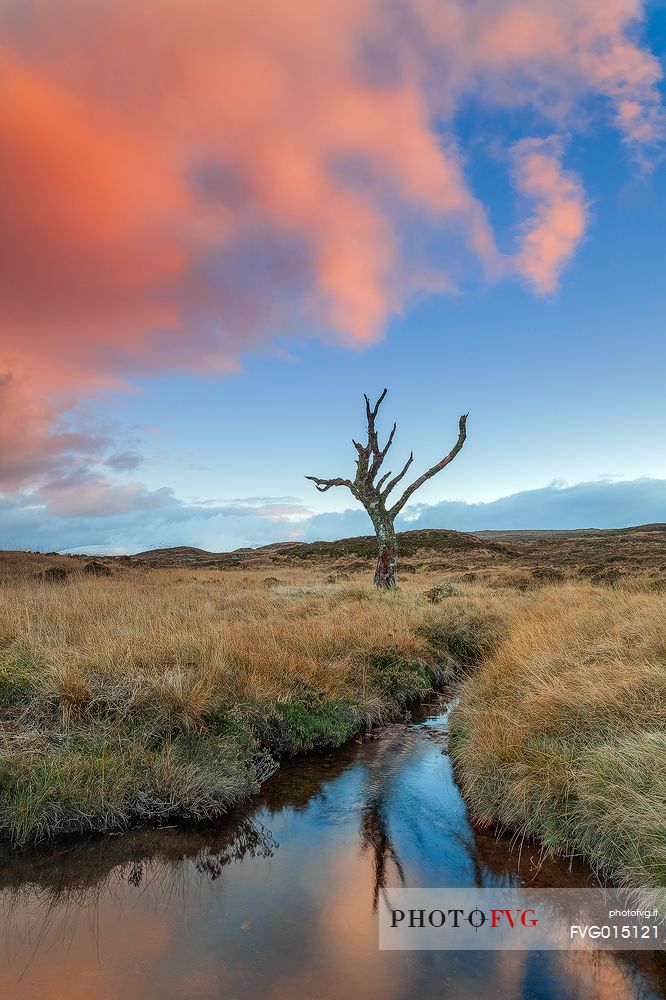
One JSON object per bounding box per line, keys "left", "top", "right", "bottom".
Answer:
{"left": 360, "top": 796, "right": 406, "bottom": 912}
{"left": 194, "top": 819, "right": 277, "bottom": 880}
{"left": 0, "top": 813, "right": 280, "bottom": 973}
{"left": 449, "top": 827, "right": 496, "bottom": 889}
{"left": 357, "top": 733, "right": 419, "bottom": 911}
{"left": 0, "top": 814, "right": 279, "bottom": 983}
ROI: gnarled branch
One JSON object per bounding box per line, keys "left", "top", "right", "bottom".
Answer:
{"left": 359, "top": 389, "right": 393, "bottom": 486}
{"left": 376, "top": 469, "right": 393, "bottom": 493}
{"left": 369, "top": 421, "right": 396, "bottom": 482}
{"left": 390, "top": 414, "right": 467, "bottom": 517}
{"left": 381, "top": 451, "right": 414, "bottom": 500}
{"left": 304, "top": 475, "right": 354, "bottom": 493}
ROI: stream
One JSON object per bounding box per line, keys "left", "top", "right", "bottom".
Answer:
{"left": 1, "top": 695, "right": 664, "bottom": 1000}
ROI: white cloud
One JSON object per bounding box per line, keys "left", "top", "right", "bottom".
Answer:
{"left": 2, "top": 477, "right": 665, "bottom": 554}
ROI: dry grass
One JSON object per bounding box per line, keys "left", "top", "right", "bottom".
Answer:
{"left": 0, "top": 565, "right": 478, "bottom": 842}
{"left": 1, "top": 567, "right": 436, "bottom": 701}
{"left": 1, "top": 562, "right": 664, "bottom": 888}
{"left": 450, "top": 583, "right": 666, "bottom": 889}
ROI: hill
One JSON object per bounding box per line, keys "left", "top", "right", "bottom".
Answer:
{"left": 3, "top": 523, "right": 666, "bottom": 587}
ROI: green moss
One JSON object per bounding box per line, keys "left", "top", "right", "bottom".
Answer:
{"left": 203, "top": 703, "right": 260, "bottom": 752}
{"left": 274, "top": 696, "right": 361, "bottom": 752}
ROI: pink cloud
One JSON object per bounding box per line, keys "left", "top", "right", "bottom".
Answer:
{"left": 0, "top": 0, "right": 662, "bottom": 491}
{"left": 511, "top": 137, "right": 588, "bottom": 294}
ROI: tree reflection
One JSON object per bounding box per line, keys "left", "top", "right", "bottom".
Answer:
{"left": 360, "top": 794, "right": 406, "bottom": 911}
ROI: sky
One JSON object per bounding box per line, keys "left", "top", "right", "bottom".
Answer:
{"left": 1, "top": 0, "right": 666, "bottom": 553}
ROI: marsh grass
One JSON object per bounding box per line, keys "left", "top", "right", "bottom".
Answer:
{"left": 2, "top": 565, "right": 664, "bottom": 888}
{"left": 450, "top": 583, "right": 666, "bottom": 889}
{"left": 0, "top": 566, "right": 490, "bottom": 842}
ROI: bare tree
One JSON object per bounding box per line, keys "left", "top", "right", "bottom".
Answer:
{"left": 306, "top": 390, "right": 467, "bottom": 588}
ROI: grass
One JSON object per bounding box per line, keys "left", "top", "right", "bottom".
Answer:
{"left": 0, "top": 565, "right": 473, "bottom": 842}
{"left": 449, "top": 583, "right": 666, "bottom": 889}
{"left": 0, "top": 559, "right": 664, "bottom": 893}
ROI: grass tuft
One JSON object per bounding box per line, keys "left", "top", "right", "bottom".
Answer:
{"left": 450, "top": 584, "right": 666, "bottom": 888}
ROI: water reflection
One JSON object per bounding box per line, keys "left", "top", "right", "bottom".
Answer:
{"left": 0, "top": 698, "right": 664, "bottom": 1000}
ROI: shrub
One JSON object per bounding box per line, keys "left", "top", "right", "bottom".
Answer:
{"left": 37, "top": 567, "right": 70, "bottom": 584}
{"left": 424, "top": 583, "right": 460, "bottom": 603}
{"left": 274, "top": 696, "right": 361, "bottom": 752}
{"left": 84, "top": 560, "right": 112, "bottom": 576}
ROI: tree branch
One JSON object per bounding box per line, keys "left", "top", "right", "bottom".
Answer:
{"left": 360, "top": 390, "right": 396, "bottom": 485}
{"left": 304, "top": 475, "right": 354, "bottom": 493}
{"left": 365, "top": 388, "right": 387, "bottom": 423}
{"left": 381, "top": 451, "right": 413, "bottom": 500}
{"left": 390, "top": 414, "right": 467, "bottom": 517}
{"left": 368, "top": 421, "right": 396, "bottom": 481}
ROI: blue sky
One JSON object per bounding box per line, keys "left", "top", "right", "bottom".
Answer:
{"left": 2, "top": 1, "right": 666, "bottom": 552}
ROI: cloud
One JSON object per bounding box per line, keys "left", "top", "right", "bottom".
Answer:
{"left": 0, "top": 485, "right": 314, "bottom": 553}
{"left": 391, "top": 477, "right": 666, "bottom": 532}
{"left": 0, "top": 1, "right": 662, "bottom": 492}
{"left": 0, "top": 370, "right": 113, "bottom": 489}
{"left": 301, "top": 478, "right": 666, "bottom": 541}
{"left": 511, "top": 137, "right": 588, "bottom": 293}
{"left": 2, "top": 476, "right": 666, "bottom": 555}
{"left": 105, "top": 451, "right": 144, "bottom": 472}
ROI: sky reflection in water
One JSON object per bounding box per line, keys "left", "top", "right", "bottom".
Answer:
{"left": 0, "top": 701, "right": 664, "bottom": 1000}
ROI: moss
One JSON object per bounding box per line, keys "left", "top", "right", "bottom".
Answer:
{"left": 273, "top": 696, "right": 361, "bottom": 753}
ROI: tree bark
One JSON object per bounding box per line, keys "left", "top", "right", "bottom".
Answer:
{"left": 373, "top": 519, "right": 397, "bottom": 589}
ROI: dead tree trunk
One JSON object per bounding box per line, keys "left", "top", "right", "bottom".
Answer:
{"left": 306, "top": 390, "right": 467, "bottom": 589}
{"left": 373, "top": 515, "right": 397, "bottom": 589}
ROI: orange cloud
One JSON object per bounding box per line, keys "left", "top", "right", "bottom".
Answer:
{"left": 0, "top": 0, "right": 662, "bottom": 489}
{"left": 0, "top": 49, "right": 186, "bottom": 347}
{"left": 511, "top": 138, "right": 588, "bottom": 294}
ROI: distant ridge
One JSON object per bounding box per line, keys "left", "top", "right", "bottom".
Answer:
{"left": 129, "top": 528, "right": 512, "bottom": 567}
{"left": 122, "top": 524, "right": 666, "bottom": 582}
{"left": 2, "top": 523, "right": 666, "bottom": 587}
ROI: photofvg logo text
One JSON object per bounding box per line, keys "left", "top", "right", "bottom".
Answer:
{"left": 379, "top": 889, "right": 666, "bottom": 951}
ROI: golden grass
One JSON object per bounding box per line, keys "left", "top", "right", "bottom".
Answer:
{"left": 450, "top": 583, "right": 666, "bottom": 889}
{"left": 1, "top": 564, "right": 664, "bottom": 886}
{"left": 0, "top": 565, "right": 476, "bottom": 841}
{"left": 1, "top": 568, "right": 435, "bottom": 703}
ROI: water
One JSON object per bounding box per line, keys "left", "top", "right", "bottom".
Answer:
{"left": 1, "top": 697, "right": 664, "bottom": 1000}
